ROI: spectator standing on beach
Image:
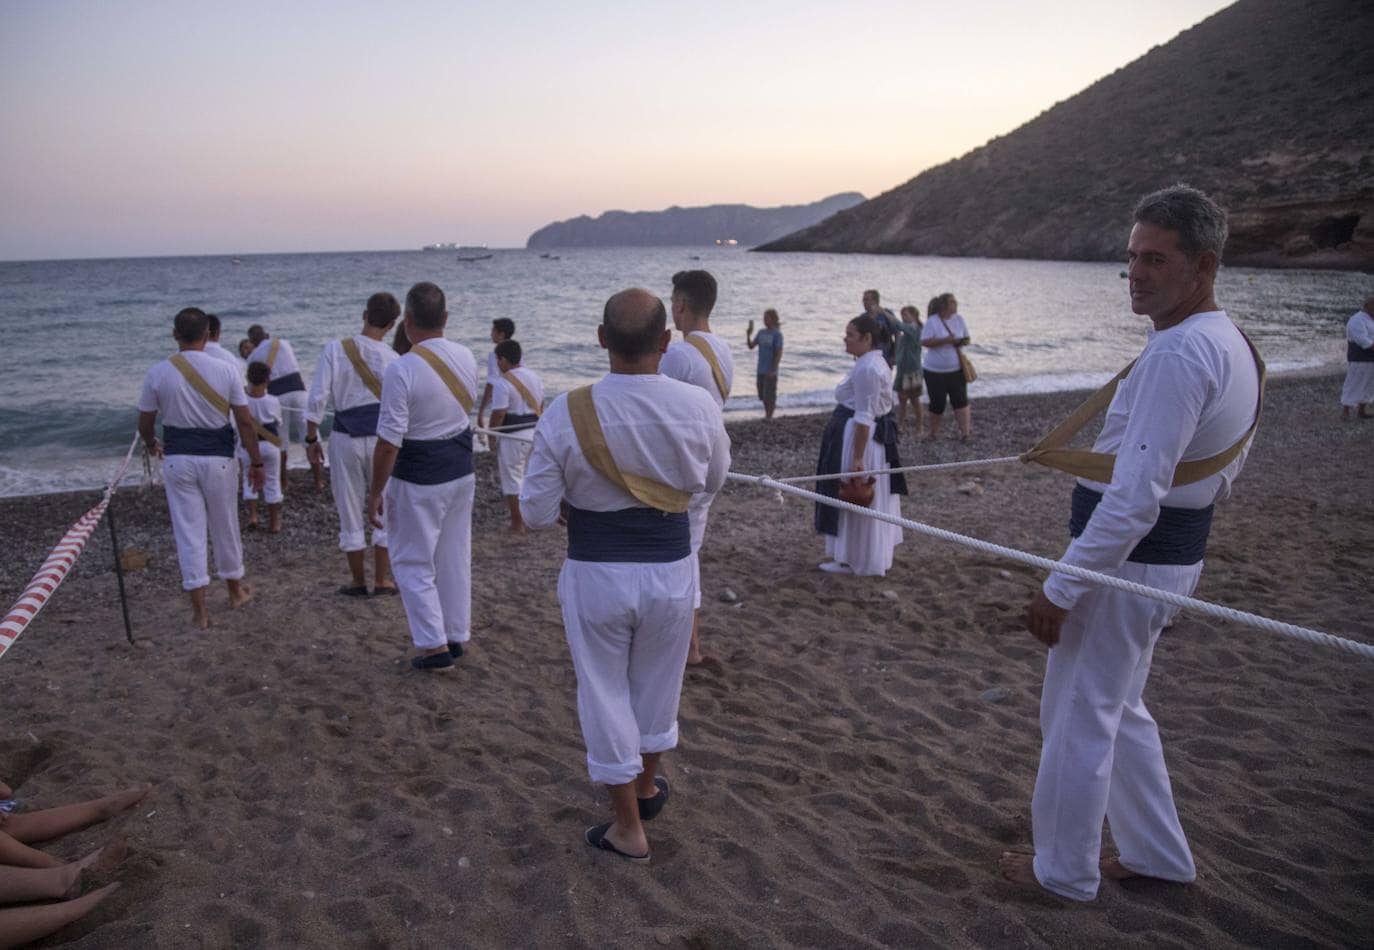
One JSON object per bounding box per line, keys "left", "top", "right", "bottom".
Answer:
{"left": 659, "top": 269, "right": 733, "bottom": 667}
{"left": 137, "top": 307, "right": 265, "bottom": 629}
{"left": 861, "top": 289, "right": 901, "bottom": 366}
{"left": 488, "top": 339, "right": 544, "bottom": 534}
{"left": 892, "top": 305, "right": 925, "bottom": 438}
{"left": 1002, "top": 185, "right": 1263, "bottom": 901}
{"left": 368, "top": 282, "right": 479, "bottom": 671}
{"left": 203, "top": 314, "right": 246, "bottom": 375}
{"left": 921, "top": 293, "right": 973, "bottom": 441}
{"left": 745, "top": 308, "right": 784, "bottom": 419}
{"left": 519, "top": 288, "right": 730, "bottom": 863}
{"left": 238, "top": 363, "right": 284, "bottom": 533}
{"left": 1340, "top": 295, "right": 1374, "bottom": 419}
{"left": 306, "top": 292, "right": 401, "bottom": 596}
{"left": 246, "top": 324, "right": 322, "bottom": 492}
{"left": 476, "top": 318, "right": 515, "bottom": 438}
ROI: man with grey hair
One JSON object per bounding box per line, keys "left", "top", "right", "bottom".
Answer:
{"left": 1001, "top": 184, "right": 1262, "bottom": 900}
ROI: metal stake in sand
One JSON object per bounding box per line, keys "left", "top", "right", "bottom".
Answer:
{"left": 106, "top": 496, "right": 135, "bottom": 645}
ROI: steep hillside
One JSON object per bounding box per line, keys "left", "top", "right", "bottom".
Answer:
{"left": 757, "top": 0, "right": 1373, "bottom": 270}
{"left": 526, "top": 193, "right": 865, "bottom": 249}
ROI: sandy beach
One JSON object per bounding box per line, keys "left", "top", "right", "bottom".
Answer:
{"left": 1, "top": 370, "right": 1370, "bottom": 949}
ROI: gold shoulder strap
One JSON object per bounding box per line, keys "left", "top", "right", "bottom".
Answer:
{"left": 501, "top": 370, "right": 542, "bottom": 417}
{"left": 566, "top": 385, "right": 692, "bottom": 513}
{"left": 685, "top": 334, "right": 729, "bottom": 401}
{"left": 412, "top": 344, "right": 474, "bottom": 414}
{"left": 170, "top": 354, "right": 279, "bottom": 447}
{"left": 170, "top": 353, "right": 231, "bottom": 416}
{"left": 1021, "top": 330, "right": 1266, "bottom": 487}
{"left": 266, "top": 338, "right": 281, "bottom": 369}
{"left": 341, "top": 338, "right": 383, "bottom": 399}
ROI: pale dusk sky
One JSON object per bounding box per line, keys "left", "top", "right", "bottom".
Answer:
{"left": 0, "top": 0, "right": 1233, "bottom": 260}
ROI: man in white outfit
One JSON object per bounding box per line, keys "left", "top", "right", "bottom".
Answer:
{"left": 1340, "top": 296, "right": 1374, "bottom": 419}
{"left": 247, "top": 323, "right": 322, "bottom": 492}
{"left": 487, "top": 338, "right": 543, "bottom": 534}
{"left": 306, "top": 292, "right": 401, "bottom": 595}
{"left": 520, "top": 287, "right": 730, "bottom": 863}
{"left": 658, "top": 269, "right": 733, "bottom": 667}
{"left": 368, "top": 282, "right": 479, "bottom": 671}
{"left": 137, "top": 307, "right": 266, "bottom": 629}
{"left": 203, "top": 314, "right": 246, "bottom": 376}
{"left": 1002, "top": 185, "right": 1262, "bottom": 900}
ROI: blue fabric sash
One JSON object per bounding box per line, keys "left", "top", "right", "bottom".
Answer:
{"left": 267, "top": 371, "right": 306, "bottom": 396}
{"left": 501, "top": 412, "right": 539, "bottom": 431}
{"left": 262, "top": 421, "right": 280, "bottom": 436}
{"left": 333, "top": 403, "right": 380, "bottom": 437}
{"left": 1349, "top": 341, "right": 1374, "bottom": 363}
{"left": 393, "top": 430, "right": 473, "bottom": 485}
{"left": 814, "top": 404, "right": 908, "bottom": 537}
{"left": 566, "top": 506, "right": 691, "bottom": 563}
{"left": 163, "top": 424, "right": 235, "bottom": 458}
{"left": 1069, "top": 484, "right": 1213, "bottom": 566}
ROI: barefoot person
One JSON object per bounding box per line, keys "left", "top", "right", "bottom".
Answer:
{"left": 138, "top": 307, "right": 264, "bottom": 629}
{"left": 1002, "top": 185, "right": 1263, "bottom": 900}
{"left": 520, "top": 288, "right": 730, "bottom": 863}
{"left": 892, "top": 304, "right": 925, "bottom": 438}
{"left": 246, "top": 323, "right": 322, "bottom": 491}
{"left": 238, "top": 362, "right": 285, "bottom": 533}
{"left": 921, "top": 293, "right": 972, "bottom": 441}
{"left": 745, "top": 308, "right": 783, "bottom": 419}
{"left": 487, "top": 339, "right": 544, "bottom": 534}
{"left": 306, "top": 292, "right": 401, "bottom": 595}
{"left": 659, "top": 270, "right": 733, "bottom": 666}
{"left": 369, "top": 282, "right": 479, "bottom": 671}
{"left": 1340, "top": 295, "right": 1374, "bottom": 420}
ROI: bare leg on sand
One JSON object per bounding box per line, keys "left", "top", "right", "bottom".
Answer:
{"left": 2, "top": 787, "right": 149, "bottom": 845}
{"left": 373, "top": 546, "right": 395, "bottom": 592}
{"left": 685, "top": 612, "right": 705, "bottom": 666}
{"left": 188, "top": 588, "right": 210, "bottom": 630}
{"left": 0, "top": 836, "right": 124, "bottom": 903}
{"left": 0, "top": 881, "right": 120, "bottom": 949}
{"left": 227, "top": 579, "right": 252, "bottom": 610}
{"left": 504, "top": 496, "right": 526, "bottom": 535}
{"left": 997, "top": 851, "right": 1043, "bottom": 889}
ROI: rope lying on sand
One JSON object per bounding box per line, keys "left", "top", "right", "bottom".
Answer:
{"left": 727, "top": 470, "right": 1374, "bottom": 661}
{"left": 0, "top": 435, "right": 141, "bottom": 662}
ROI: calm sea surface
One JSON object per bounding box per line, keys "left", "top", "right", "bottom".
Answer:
{"left": 0, "top": 246, "right": 1363, "bottom": 497}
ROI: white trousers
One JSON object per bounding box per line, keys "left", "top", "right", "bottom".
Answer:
{"left": 823, "top": 418, "right": 902, "bottom": 576}
{"left": 1341, "top": 362, "right": 1374, "bottom": 406}
{"left": 384, "top": 474, "right": 473, "bottom": 650}
{"left": 496, "top": 434, "right": 533, "bottom": 496}
{"left": 329, "top": 433, "right": 385, "bottom": 551}
{"left": 558, "top": 557, "right": 695, "bottom": 786}
{"left": 237, "top": 442, "right": 282, "bottom": 503}
{"left": 1032, "top": 559, "right": 1202, "bottom": 900}
{"left": 688, "top": 490, "right": 715, "bottom": 609}
{"left": 277, "top": 390, "right": 308, "bottom": 456}
{"left": 162, "top": 454, "right": 244, "bottom": 591}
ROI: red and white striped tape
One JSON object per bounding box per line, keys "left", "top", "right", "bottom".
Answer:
{"left": 0, "top": 435, "right": 141, "bottom": 661}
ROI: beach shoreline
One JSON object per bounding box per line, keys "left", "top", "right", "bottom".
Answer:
{"left": 1, "top": 370, "right": 1370, "bottom": 948}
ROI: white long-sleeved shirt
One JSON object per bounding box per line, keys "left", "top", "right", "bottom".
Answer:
{"left": 1044, "top": 310, "right": 1260, "bottom": 608}
{"left": 834, "top": 350, "right": 894, "bottom": 426}
{"left": 660, "top": 331, "right": 735, "bottom": 408}
{"left": 1347, "top": 310, "right": 1374, "bottom": 352}
{"left": 204, "top": 341, "right": 246, "bottom": 377}
{"left": 490, "top": 366, "right": 544, "bottom": 417}
{"left": 375, "top": 338, "right": 478, "bottom": 446}
{"left": 138, "top": 350, "right": 247, "bottom": 428}
{"left": 519, "top": 373, "right": 730, "bottom": 528}
{"left": 306, "top": 334, "right": 399, "bottom": 424}
{"left": 247, "top": 337, "right": 302, "bottom": 381}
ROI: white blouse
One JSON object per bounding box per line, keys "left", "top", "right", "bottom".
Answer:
{"left": 834, "top": 350, "right": 893, "bottom": 426}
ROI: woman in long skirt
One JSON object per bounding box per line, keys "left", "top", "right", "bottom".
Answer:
{"left": 814, "top": 314, "right": 907, "bottom": 576}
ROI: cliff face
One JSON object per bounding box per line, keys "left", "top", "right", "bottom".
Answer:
{"left": 525, "top": 193, "right": 865, "bottom": 249}
{"left": 757, "top": 0, "right": 1374, "bottom": 270}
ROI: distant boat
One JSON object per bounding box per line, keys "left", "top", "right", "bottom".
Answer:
{"left": 456, "top": 252, "right": 493, "bottom": 262}
{"left": 539, "top": 253, "right": 560, "bottom": 260}
{"left": 423, "top": 242, "right": 489, "bottom": 253}
{"left": 713, "top": 239, "right": 739, "bottom": 246}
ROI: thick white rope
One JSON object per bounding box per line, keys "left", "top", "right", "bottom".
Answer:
{"left": 778, "top": 455, "right": 1021, "bottom": 484}
{"left": 728, "top": 471, "right": 1374, "bottom": 661}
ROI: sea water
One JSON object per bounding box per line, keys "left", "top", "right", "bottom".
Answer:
{"left": 0, "top": 246, "right": 1362, "bottom": 497}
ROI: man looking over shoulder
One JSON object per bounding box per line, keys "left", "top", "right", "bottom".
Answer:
{"left": 658, "top": 269, "right": 733, "bottom": 667}
{"left": 137, "top": 307, "right": 265, "bottom": 629}
{"left": 520, "top": 288, "right": 730, "bottom": 863}
{"left": 306, "top": 292, "right": 401, "bottom": 596}
{"left": 368, "top": 282, "right": 480, "bottom": 671}
{"left": 1002, "top": 184, "right": 1262, "bottom": 901}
